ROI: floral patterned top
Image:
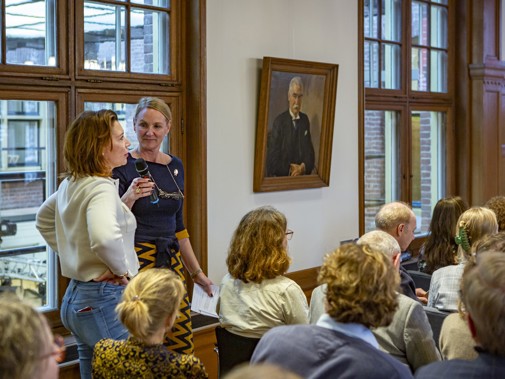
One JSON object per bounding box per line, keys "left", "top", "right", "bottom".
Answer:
{"left": 92, "top": 337, "right": 208, "bottom": 379}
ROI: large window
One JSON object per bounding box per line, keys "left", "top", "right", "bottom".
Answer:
{"left": 361, "top": 0, "right": 453, "bottom": 236}
{"left": 0, "top": 0, "right": 206, "bottom": 334}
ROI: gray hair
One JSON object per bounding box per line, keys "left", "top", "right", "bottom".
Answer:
{"left": 358, "top": 230, "right": 401, "bottom": 261}
{"left": 288, "top": 76, "right": 304, "bottom": 96}
{"left": 375, "top": 202, "right": 414, "bottom": 233}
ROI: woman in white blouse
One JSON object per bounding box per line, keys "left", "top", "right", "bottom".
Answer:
{"left": 36, "top": 110, "right": 139, "bottom": 379}
{"left": 218, "top": 206, "right": 308, "bottom": 338}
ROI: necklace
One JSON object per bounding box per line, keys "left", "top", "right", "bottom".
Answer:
{"left": 154, "top": 165, "right": 184, "bottom": 200}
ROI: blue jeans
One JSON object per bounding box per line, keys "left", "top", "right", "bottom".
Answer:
{"left": 61, "top": 279, "right": 128, "bottom": 379}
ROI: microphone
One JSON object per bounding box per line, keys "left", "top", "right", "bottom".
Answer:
{"left": 134, "top": 158, "right": 159, "bottom": 205}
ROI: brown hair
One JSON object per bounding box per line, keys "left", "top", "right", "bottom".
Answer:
{"left": 422, "top": 196, "right": 468, "bottom": 274}
{"left": 64, "top": 109, "right": 119, "bottom": 178}
{"left": 318, "top": 243, "right": 399, "bottom": 328}
{"left": 226, "top": 206, "right": 290, "bottom": 283}
{"left": 0, "top": 293, "right": 53, "bottom": 379}
{"left": 485, "top": 196, "right": 505, "bottom": 232}
{"left": 116, "top": 269, "right": 184, "bottom": 342}
{"left": 461, "top": 252, "right": 505, "bottom": 357}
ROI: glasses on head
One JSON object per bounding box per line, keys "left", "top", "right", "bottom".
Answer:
{"left": 285, "top": 229, "right": 294, "bottom": 240}
{"left": 40, "top": 335, "right": 66, "bottom": 363}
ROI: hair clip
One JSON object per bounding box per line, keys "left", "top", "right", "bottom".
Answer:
{"left": 132, "top": 295, "right": 140, "bottom": 301}
{"left": 455, "top": 224, "right": 471, "bottom": 252}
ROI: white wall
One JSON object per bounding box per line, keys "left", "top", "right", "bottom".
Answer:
{"left": 206, "top": 0, "right": 359, "bottom": 283}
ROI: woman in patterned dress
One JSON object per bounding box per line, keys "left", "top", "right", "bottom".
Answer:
{"left": 92, "top": 269, "right": 208, "bottom": 378}
{"left": 114, "top": 97, "right": 213, "bottom": 354}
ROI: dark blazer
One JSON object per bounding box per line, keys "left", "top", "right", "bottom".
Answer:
{"left": 266, "top": 110, "right": 315, "bottom": 177}
{"left": 415, "top": 352, "right": 505, "bottom": 379}
{"left": 251, "top": 324, "right": 413, "bottom": 379}
{"left": 400, "top": 266, "right": 420, "bottom": 303}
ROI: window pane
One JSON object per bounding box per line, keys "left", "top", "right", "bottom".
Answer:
{"left": 411, "top": 111, "right": 446, "bottom": 233}
{"left": 430, "top": 50, "right": 447, "bottom": 92}
{"left": 83, "top": 102, "right": 170, "bottom": 153}
{"left": 131, "top": 8, "right": 170, "bottom": 74}
{"left": 365, "top": 41, "right": 380, "bottom": 88}
{"left": 364, "top": 0, "right": 379, "bottom": 38}
{"left": 364, "top": 110, "right": 400, "bottom": 232}
{"left": 5, "top": 0, "right": 57, "bottom": 66}
{"left": 412, "top": 47, "right": 428, "bottom": 91}
{"left": 84, "top": 1, "right": 126, "bottom": 71}
{"left": 382, "top": 43, "right": 401, "bottom": 89}
{"left": 131, "top": 0, "right": 170, "bottom": 7}
{"left": 0, "top": 100, "right": 57, "bottom": 310}
{"left": 411, "top": 1, "right": 428, "bottom": 46}
{"left": 382, "top": 0, "right": 402, "bottom": 42}
{"left": 431, "top": 0, "right": 448, "bottom": 4}
{"left": 431, "top": 5, "right": 448, "bottom": 48}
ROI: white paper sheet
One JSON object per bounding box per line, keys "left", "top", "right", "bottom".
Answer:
{"left": 191, "top": 284, "right": 220, "bottom": 318}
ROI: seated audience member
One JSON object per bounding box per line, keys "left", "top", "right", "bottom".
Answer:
{"left": 416, "top": 252, "right": 505, "bottom": 378}
{"left": 224, "top": 363, "right": 302, "bottom": 379}
{"left": 310, "top": 230, "right": 440, "bottom": 372}
{"left": 418, "top": 196, "right": 468, "bottom": 274}
{"left": 427, "top": 207, "right": 497, "bottom": 312}
{"left": 218, "top": 206, "right": 308, "bottom": 338}
{"left": 375, "top": 201, "right": 427, "bottom": 303}
{"left": 251, "top": 243, "right": 413, "bottom": 379}
{"left": 92, "top": 269, "right": 207, "bottom": 378}
{"left": 0, "top": 293, "right": 61, "bottom": 379}
{"left": 439, "top": 232, "right": 505, "bottom": 360}
{"left": 485, "top": 195, "right": 505, "bottom": 231}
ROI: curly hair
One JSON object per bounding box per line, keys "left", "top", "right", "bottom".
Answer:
{"left": 375, "top": 201, "right": 414, "bottom": 233}
{"left": 460, "top": 252, "right": 505, "bottom": 357}
{"left": 485, "top": 196, "right": 505, "bottom": 232}
{"left": 318, "top": 243, "right": 399, "bottom": 328}
{"left": 421, "top": 196, "right": 468, "bottom": 274}
{"left": 64, "top": 109, "right": 119, "bottom": 178}
{"left": 226, "top": 206, "right": 291, "bottom": 283}
{"left": 454, "top": 207, "right": 498, "bottom": 262}
{"left": 0, "top": 293, "right": 53, "bottom": 379}
{"left": 116, "top": 269, "right": 184, "bottom": 342}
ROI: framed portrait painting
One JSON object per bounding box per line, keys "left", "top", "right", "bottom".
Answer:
{"left": 253, "top": 57, "right": 339, "bottom": 192}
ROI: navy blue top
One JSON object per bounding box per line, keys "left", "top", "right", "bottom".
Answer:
{"left": 113, "top": 154, "right": 185, "bottom": 240}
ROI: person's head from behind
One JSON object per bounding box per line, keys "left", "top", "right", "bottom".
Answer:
{"left": 0, "top": 293, "right": 60, "bottom": 379}
{"left": 485, "top": 195, "right": 505, "bottom": 232}
{"left": 460, "top": 251, "right": 505, "bottom": 357}
{"left": 133, "top": 97, "right": 172, "bottom": 151}
{"left": 116, "top": 269, "right": 184, "bottom": 342}
{"left": 288, "top": 77, "right": 304, "bottom": 117}
{"left": 357, "top": 230, "right": 402, "bottom": 270}
{"left": 375, "top": 201, "right": 417, "bottom": 251}
{"left": 318, "top": 243, "right": 399, "bottom": 328}
{"left": 454, "top": 207, "right": 498, "bottom": 262}
{"left": 224, "top": 363, "right": 302, "bottom": 379}
{"left": 226, "top": 205, "right": 291, "bottom": 283}
{"left": 64, "top": 109, "right": 130, "bottom": 178}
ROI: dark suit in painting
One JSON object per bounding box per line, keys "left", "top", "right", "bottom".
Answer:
{"left": 266, "top": 110, "right": 315, "bottom": 177}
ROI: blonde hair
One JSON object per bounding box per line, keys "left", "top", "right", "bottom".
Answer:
{"left": 461, "top": 252, "right": 505, "bottom": 357}
{"left": 455, "top": 207, "right": 498, "bottom": 262}
{"left": 133, "top": 97, "right": 172, "bottom": 124}
{"left": 0, "top": 293, "right": 53, "bottom": 379}
{"left": 375, "top": 201, "right": 414, "bottom": 233}
{"left": 116, "top": 269, "right": 184, "bottom": 341}
{"left": 318, "top": 243, "right": 399, "bottom": 328}
{"left": 226, "top": 206, "right": 290, "bottom": 283}
{"left": 64, "top": 109, "right": 119, "bottom": 178}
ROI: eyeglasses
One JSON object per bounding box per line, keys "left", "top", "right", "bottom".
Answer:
{"left": 285, "top": 229, "right": 294, "bottom": 240}
{"left": 40, "top": 335, "right": 66, "bottom": 363}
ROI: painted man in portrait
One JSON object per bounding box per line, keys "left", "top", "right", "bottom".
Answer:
{"left": 266, "top": 76, "right": 315, "bottom": 177}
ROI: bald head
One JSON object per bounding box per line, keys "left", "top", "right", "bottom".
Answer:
{"left": 375, "top": 202, "right": 417, "bottom": 251}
